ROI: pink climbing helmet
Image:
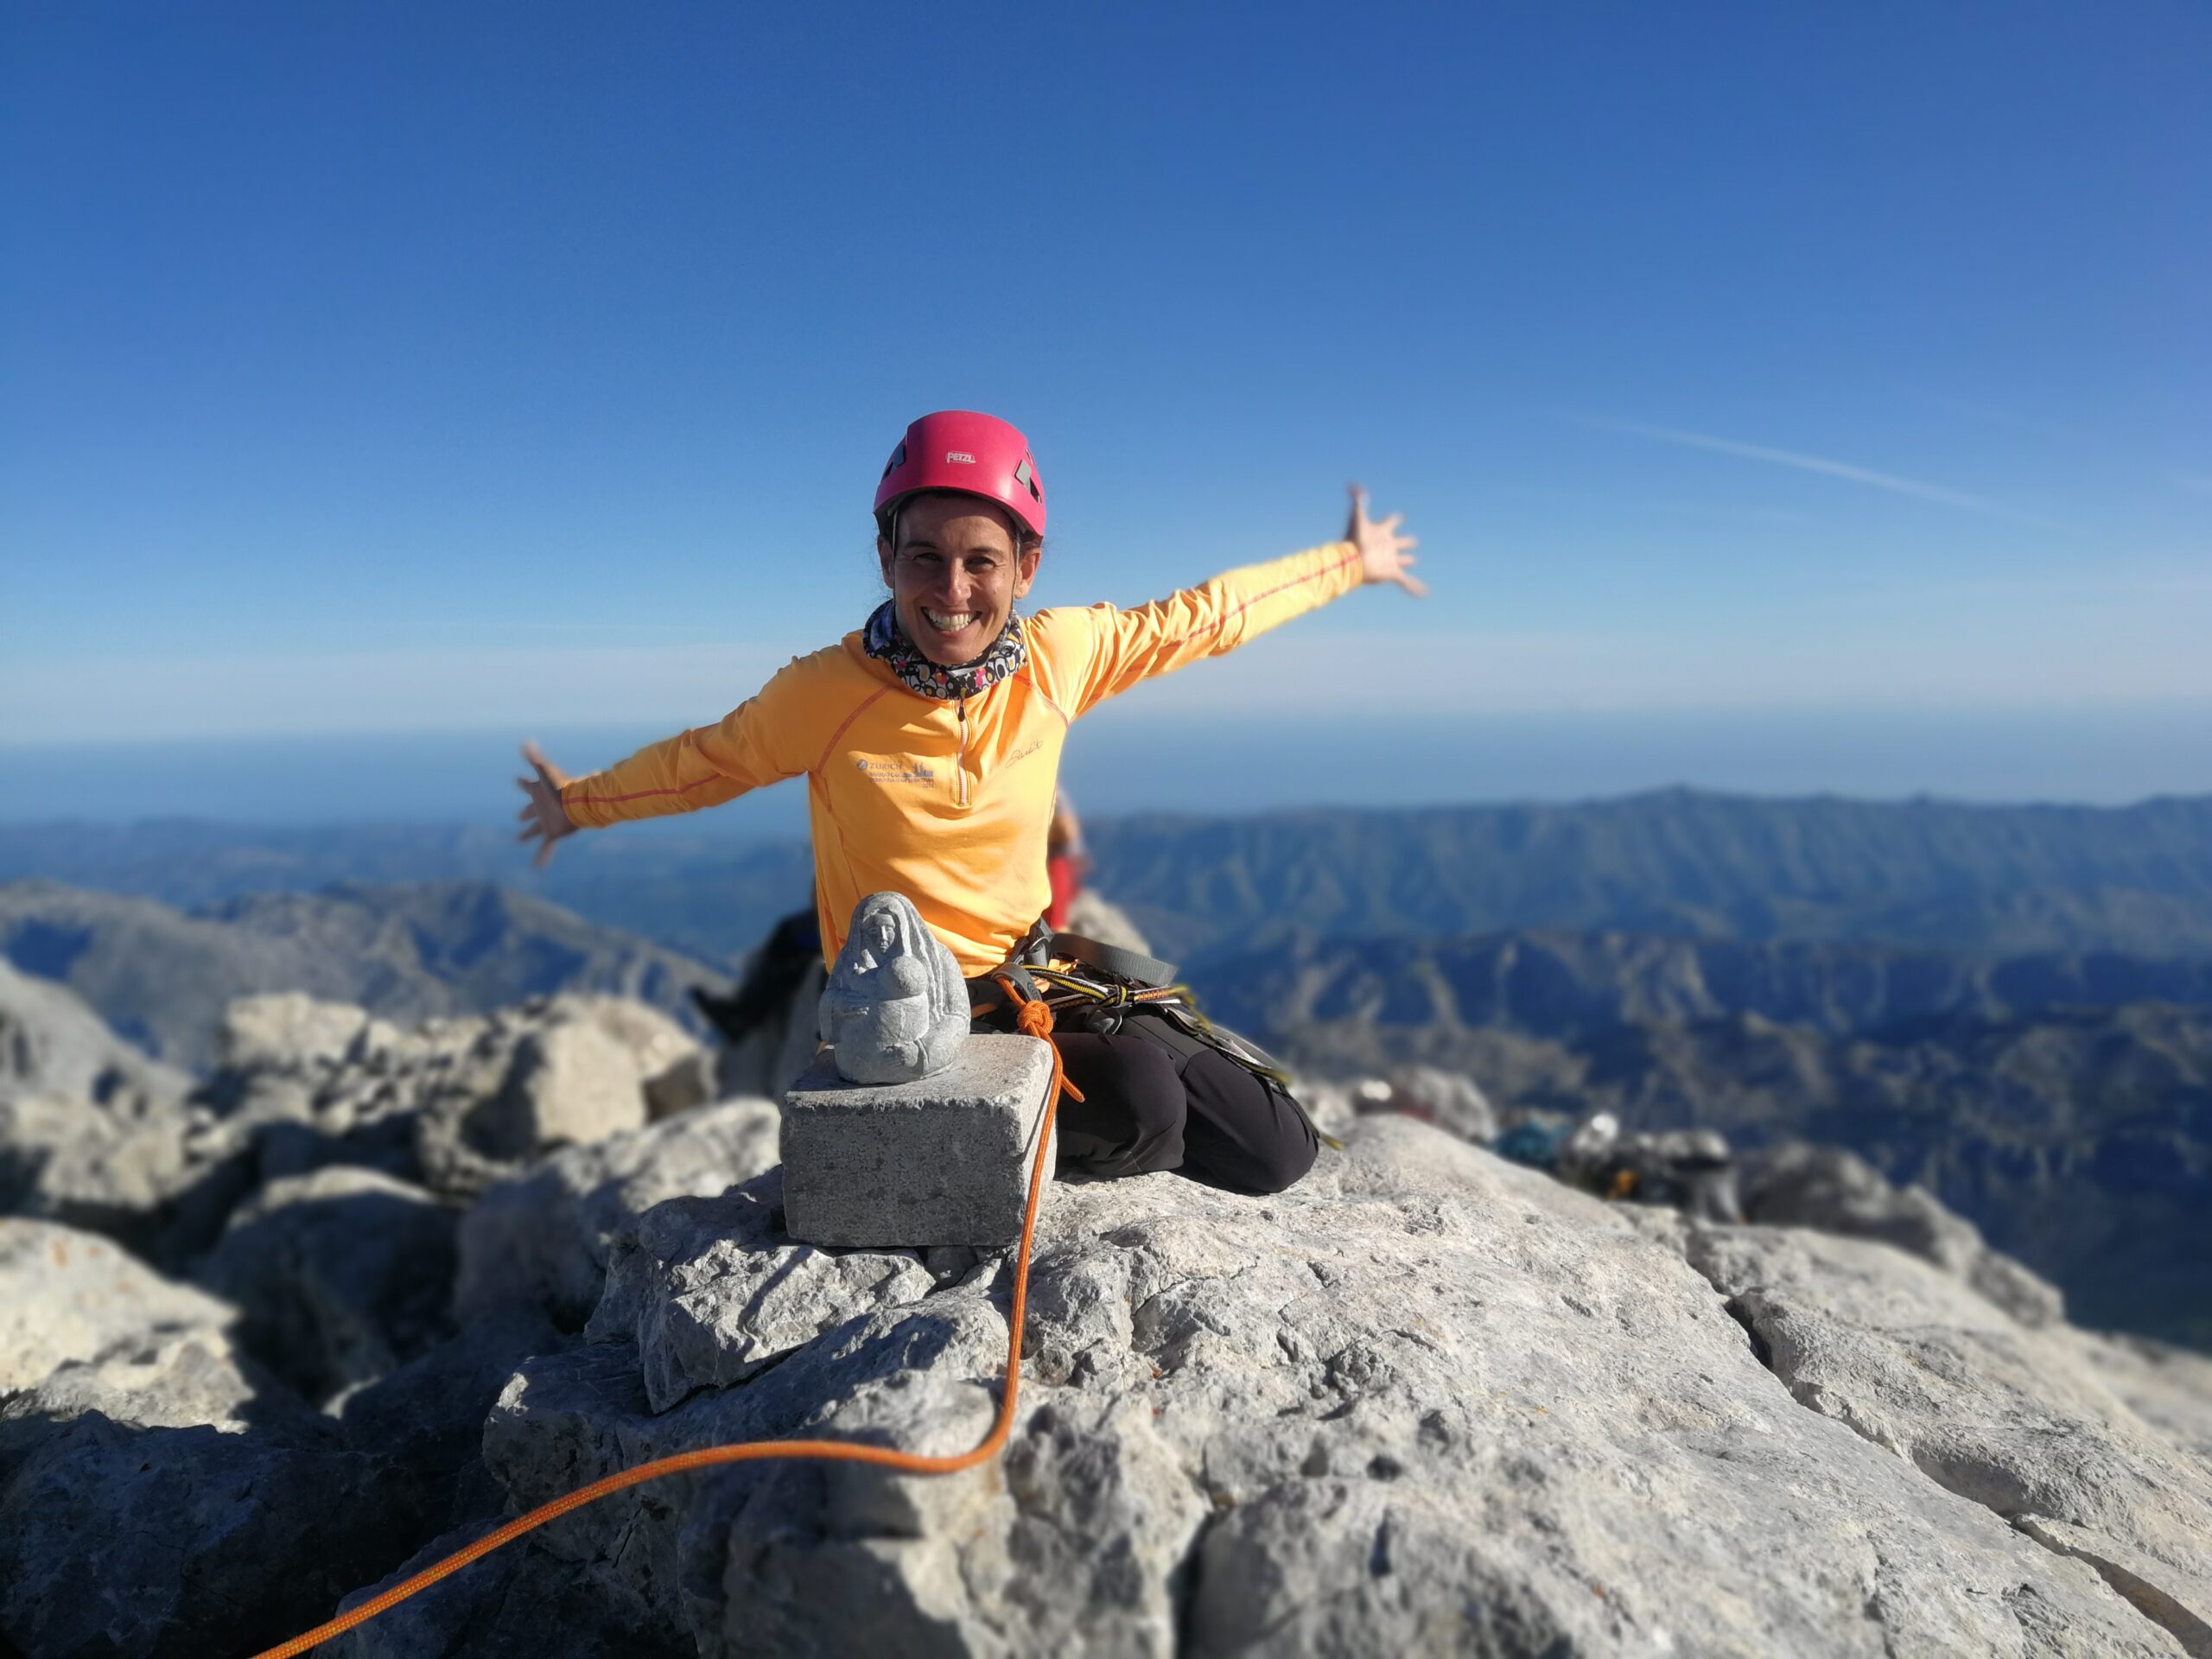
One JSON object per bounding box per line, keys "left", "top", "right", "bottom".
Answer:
{"left": 874, "top": 410, "right": 1046, "bottom": 541}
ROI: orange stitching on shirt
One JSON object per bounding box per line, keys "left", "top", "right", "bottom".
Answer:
{"left": 569, "top": 774, "right": 727, "bottom": 807}
{"left": 816, "top": 686, "right": 893, "bottom": 773}
{"left": 1018, "top": 666, "right": 1071, "bottom": 728}
{"left": 1159, "top": 545, "right": 1359, "bottom": 650}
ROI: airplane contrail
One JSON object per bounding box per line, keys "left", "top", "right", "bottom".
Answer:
{"left": 1592, "top": 417, "right": 2049, "bottom": 525}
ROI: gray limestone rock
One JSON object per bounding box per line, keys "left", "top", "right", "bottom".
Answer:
{"left": 820, "top": 892, "right": 969, "bottom": 1084}
{"left": 586, "top": 1169, "right": 938, "bottom": 1411}
{"left": 0, "top": 957, "right": 188, "bottom": 1114}
{"left": 474, "top": 1118, "right": 2185, "bottom": 1657}
{"left": 21, "top": 1326, "right": 276, "bottom": 1433}
{"left": 1743, "top": 1140, "right": 2067, "bottom": 1327}
{"left": 1688, "top": 1223, "right": 2212, "bottom": 1655}
{"left": 780, "top": 1035, "right": 1055, "bottom": 1248}
{"left": 715, "top": 956, "right": 826, "bottom": 1103}
{"left": 454, "top": 1096, "right": 782, "bottom": 1328}
{"left": 2064, "top": 1331, "right": 2212, "bottom": 1475}
{"left": 1, "top": 983, "right": 712, "bottom": 1275}
{"left": 644, "top": 1047, "right": 718, "bottom": 1120}
{"left": 0, "top": 1090, "right": 195, "bottom": 1249}
{"left": 458, "top": 1013, "right": 650, "bottom": 1161}
{"left": 218, "top": 988, "right": 383, "bottom": 1074}
{"left": 0, "top": 1219, "right": 288, "bottom": 1440}
{"left": 181, "top": 991, "right": 701, "bottom": 1230}
{"left": 1286, "top": 1077, "right": 1360, "bottom": 1141}
{"left": 313, "top": 1525, "right": 690, "bottom": 1659}
{"left": 0, "top": 1216, "right": 235, "bottom": 1392}
{"left": 198, "top": 1164, "right": 460, "bottom": 1402}
{"left": 337, "top": 1304, "right": 575, "bottom": 1524}
{"left": 0, "top": 1218, "right": 435, "bottom": 1657}
{"left": 0, "top": 1386, "right": 430, "bottom": 1658}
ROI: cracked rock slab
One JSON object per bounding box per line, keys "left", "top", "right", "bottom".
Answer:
{"left": 1689, "top": 1223, "right": 2212, "bottom": 1656}
{"left": 475, "top": 1119, "right": 2184, "bottom": 1657}
{"left": 585, "top": 1168, "right": 938, "bottom": 1412}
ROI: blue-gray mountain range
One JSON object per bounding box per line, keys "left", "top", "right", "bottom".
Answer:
{"left": 7, "top": 788, "right": 2212, "bottom": 963}
{"left": 3, "top": 789, "right": 2209, "bottom": 1344}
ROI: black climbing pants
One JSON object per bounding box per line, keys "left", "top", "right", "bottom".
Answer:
{"left": 1048, "top": 1025, "right": 1319, "bottom": 1196}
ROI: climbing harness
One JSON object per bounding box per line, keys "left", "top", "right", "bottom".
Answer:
{"left": 980, "top": 925, "right": 1283, "bottom": 1077}
{"left": 248, "top": 975, "right": 1078, "bottom": 1659}
{"left": 1019, "top": 930, "right": 1341, "bottom": 1151}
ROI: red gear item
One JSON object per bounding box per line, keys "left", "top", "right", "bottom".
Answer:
{"left": 1046, "top": 851, "right": 1081, "bottom": 929}
{"left": 874, "top": 410, "right": 1046, "bottom": 540}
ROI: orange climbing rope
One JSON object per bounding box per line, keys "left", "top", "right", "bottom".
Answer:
{"left": 250, "top": 978, "right": 1077, "bottom": 1659}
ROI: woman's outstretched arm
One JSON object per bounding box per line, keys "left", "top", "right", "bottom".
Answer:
{"left": 1055, "top": 487, "right": 1423, "bottom": 715}
{"left": 513, "top": 661, "right": 820, "bottom": 866}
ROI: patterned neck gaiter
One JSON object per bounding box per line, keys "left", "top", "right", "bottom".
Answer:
{"left": 862, "top": 601, "right": 1028, "bottom": 702}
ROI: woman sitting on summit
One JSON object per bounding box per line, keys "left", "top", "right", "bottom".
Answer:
{"left": 515, "top": 411, "right": 1424, "bottom": 1195}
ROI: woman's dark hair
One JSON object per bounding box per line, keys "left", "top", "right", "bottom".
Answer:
{"left": 879, "top": 491, "right": 1043, "bottom": 557}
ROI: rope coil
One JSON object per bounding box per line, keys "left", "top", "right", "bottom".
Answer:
{"left": 251, "top": 978, "right": 1074, "bottom": 1659}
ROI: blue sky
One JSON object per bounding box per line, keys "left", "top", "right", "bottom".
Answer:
{"left": 3, "top": 3, "right": 2208, "bottom": 813}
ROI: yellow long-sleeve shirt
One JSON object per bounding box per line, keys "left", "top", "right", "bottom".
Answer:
{"left": 560, "top": 541, "right": 1364, "bottom": 976}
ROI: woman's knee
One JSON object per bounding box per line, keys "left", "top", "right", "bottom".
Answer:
{"left": 1178, "top": 1051, "right": 1320, "bottom": 1194}
{"left": 1237, "top": 1116, "right": 1319, "bottom": 1195}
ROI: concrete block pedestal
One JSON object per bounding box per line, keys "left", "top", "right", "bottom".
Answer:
{"left": 779, "top": 1034, "right": 1057, "bottom": 1248}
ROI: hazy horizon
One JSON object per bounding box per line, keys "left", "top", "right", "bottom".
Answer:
{"left": 7, "top": 699, "right": 2209, "bottom": 830}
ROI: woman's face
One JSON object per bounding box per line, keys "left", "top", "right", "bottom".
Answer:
{"left": 876, "top": 493, "right": 1041, "bottom": 667}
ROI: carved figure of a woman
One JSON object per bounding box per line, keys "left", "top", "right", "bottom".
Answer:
{"left": 818, "top": 891, "right": 969, "bottom": 1083}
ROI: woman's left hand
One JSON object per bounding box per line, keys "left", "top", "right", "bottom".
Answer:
{"left": 1345, "top": 486, "right": 1427, "bottom": 598}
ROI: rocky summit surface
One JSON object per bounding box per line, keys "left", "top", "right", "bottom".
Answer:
{"left": 2, "top": 976, "right": 2209, "bottom": 1657}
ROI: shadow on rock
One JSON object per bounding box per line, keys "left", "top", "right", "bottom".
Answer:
{"left": 0, "top": 1408, "right": 435, "bottom": 1659}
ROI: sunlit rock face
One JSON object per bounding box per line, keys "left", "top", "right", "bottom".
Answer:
{"left": 471, "top": 1118, "right": 2204, "bottom": 1659}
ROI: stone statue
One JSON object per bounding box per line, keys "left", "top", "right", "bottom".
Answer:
{"left": 820, "top": 892, "right": 970, "bottom": 1084}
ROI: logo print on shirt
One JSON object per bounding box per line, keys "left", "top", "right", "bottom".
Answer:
{"left": 855, "top": 758, "right": 936, "bottom": 785}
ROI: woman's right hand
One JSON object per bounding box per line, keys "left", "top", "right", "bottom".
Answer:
{"left": 515, "top": 741, "right": 577, "bottom": 869}
{"left": 1345, "top": 485, "right": 1426, "bottom": 597}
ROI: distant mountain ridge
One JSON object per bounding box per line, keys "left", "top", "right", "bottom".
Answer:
{"left": 1091, "top": 789, "right": 2212, "bottom": 960}
{"left": 1186, "top": 926, "right": 2212, "bottom": 1045}
{"left": 5, "top": 867, "right": 2210, "bottom": 1345}
{"left": 6, "top": 788, "right": 2211, "bottom": 963}
{"left": 0, "top": 820, "right": 810, "bottom": 968}
{"left": 0, "top": 880, "right": 727, "bottom": 1072}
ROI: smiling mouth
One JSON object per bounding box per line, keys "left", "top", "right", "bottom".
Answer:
{"left": 921, "top": 608, "right": 978, "bottom": 633}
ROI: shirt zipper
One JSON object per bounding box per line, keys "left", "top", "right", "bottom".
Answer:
{"left": 956, "top": 696, "right": 969, "bottom": 806}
